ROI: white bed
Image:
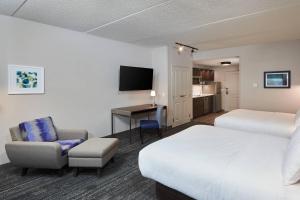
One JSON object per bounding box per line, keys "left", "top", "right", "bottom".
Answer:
{"left": 139, "top": 125, "right": 300, "bottom": 200}
{"left": 214, "top": 109, "right": 296, "bottom": 138}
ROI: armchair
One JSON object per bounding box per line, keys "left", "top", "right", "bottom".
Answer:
{"left": 5, "top": 126, "right": 88, "bottom": 176}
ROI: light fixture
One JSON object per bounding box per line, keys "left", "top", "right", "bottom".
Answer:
{"left": 220, "top": 61, "right": 231, "bottom": 66}
{"left": 178, "top": 46, "right": 184, "bottom": 52}
{"left": 175, "top": 42, "right": 198, "bottom": 54}
{"left": 150, "top": 90, "right": 156, "bottom": 106}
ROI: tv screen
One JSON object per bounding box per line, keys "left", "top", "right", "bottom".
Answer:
{"left": 119, "top": 66, "right": 153, "bottom": 91}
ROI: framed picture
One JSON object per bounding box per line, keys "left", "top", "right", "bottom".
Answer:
{"left": 8, "top": 65, "right": 45, "bottom": 94}
{"left": 264, "top": 71, "right": 290, "bottom": 88}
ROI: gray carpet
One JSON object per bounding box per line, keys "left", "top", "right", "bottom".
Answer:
{"left": 0, "top": 122, "right": 200, "bottom": 200}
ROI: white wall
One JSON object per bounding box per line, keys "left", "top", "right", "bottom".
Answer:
{"left": 152, "top": 46, "right": 169, "bottom": 106}
{"left": 194, "top": 40, "right": 300, "bottom": 113}
{"left": 0, "top": 15, "right": 154, "bottom": 164}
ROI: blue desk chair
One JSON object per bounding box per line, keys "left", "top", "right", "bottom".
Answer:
{"left": 139, "top": 106, "right": 164, "bottom": 144}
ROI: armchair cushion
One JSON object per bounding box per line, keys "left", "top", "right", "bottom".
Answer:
{"left": 19, "top": 116, "right": 57, "bottom": 142}
{"left": 55, "top": 139, "right": 84, "bottom": 155}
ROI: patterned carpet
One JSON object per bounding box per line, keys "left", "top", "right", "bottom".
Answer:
{"left": 193, "top": 111, "right": 226, "bottom": 125}
{"left": 0, "top": 122, "right": 200, "bottom": 200}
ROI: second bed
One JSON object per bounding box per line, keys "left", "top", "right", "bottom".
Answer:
{"left": 214, "top": 109, "right": 296, "bottom": 138}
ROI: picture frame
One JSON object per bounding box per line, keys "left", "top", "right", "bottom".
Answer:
{"left": 8, "top": 65, "right": 45, "bottom": 94}
{"left": 264, "top": 70, "right": 290, "bottom": 88}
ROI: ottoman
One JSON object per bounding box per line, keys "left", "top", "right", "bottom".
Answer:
{"left": 68, "top": 137, "right": 119, "bottom": 177}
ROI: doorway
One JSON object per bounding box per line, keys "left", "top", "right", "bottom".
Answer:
{"left": 192, "top": 57, "right": 240, "bottom": 122}
{"left": 224, "top": 71, "right": 239, "bottom": 111}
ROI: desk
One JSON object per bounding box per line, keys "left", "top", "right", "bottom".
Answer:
{"left": 111, "top": 104, "right": 167, "bottom": 143}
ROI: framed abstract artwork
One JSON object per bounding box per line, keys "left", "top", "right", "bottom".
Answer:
{"left": 264, "top": 71, "right": 290, "bottom": 88}
{"left": 8, "top": 65, "right": 45, "bottom": 94}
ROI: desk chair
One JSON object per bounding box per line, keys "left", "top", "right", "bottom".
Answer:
{"left": 139, "top": 106, "right": 163, "bottom": 144}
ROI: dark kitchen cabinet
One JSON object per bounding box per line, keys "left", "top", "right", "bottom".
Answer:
{"left": 193, "top": 97, "right": 204, "bottom": 118}
{"left": 193, "top": 96, "right": 213, "bottom": 118}
{"left": 193, "top": 77, "right": 200, "bottom": 85}
{"left": 208, "top": 70, "right": 214, "bottom": 81}
{"left": 192, "top": 68, "right": 214, "bottom": 83}
{"left": 203, "top": 96, "right": 213, "bottom": 114}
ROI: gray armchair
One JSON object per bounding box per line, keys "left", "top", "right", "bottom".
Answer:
{"left": 5, "top": 126, "right": 88, "bottom": 176}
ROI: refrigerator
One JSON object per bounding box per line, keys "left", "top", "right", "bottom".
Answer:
{"left": 213, "top": 82, "right": 222, "bottom": 112}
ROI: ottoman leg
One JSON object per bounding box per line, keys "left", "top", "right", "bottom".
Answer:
{"left": 111, "top": 157, "right": 115, "bottom": 163}
{"left": 21, "top": 168, "right": 28, "bottom": 176}
{"left": 97, "top": 168, "right": 102, "bottom": 177}
{"left": 73, "top": 167, "right": 79, "bottom": 177}
{"left": 58, "top": 168, "right": 64, "bottom": 177}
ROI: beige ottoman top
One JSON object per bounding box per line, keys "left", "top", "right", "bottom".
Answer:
{"left": 68, "top": 137, "right": 119, "bottom": 158}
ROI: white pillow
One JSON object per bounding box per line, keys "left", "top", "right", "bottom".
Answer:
{"left": 294, "top": 109, "right": 300, "bottom": 127}
{"left": 282, "top": 127, "right": 300, "bottom": 185}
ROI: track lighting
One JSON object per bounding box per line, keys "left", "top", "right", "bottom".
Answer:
{"left": 175, "top": 42, "right": 198, "bottom": 54}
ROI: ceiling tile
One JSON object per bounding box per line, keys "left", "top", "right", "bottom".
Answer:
{"left": 133, "top": 3, "right": 300, "bottom": 50}
{"left": 14, "top": 0, "right": 169, "bottom": 32}
{"left": 0, "top": 0, "right": 25, "bottom": 15}
{"left": 90, "top": 0, "right": 300, "bottom": 42}
{"left": 2, "top": 0, "right": 300, "bottom": 51}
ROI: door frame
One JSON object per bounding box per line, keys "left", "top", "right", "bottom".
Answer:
{"left": 169, "top": 65, "right": 192, "bottom": 127}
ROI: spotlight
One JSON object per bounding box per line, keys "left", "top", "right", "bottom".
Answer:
{"left": 178, "top": 46, "right": 184, "bottom": 52}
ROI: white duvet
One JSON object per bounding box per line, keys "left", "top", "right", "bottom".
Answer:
{"left": 214, "top": 109, "right": 296, "bottom": 138}
{"left": 139, "top": 125, "right": 300, "bottom": 200}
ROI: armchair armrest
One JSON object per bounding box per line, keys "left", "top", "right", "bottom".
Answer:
{"left": 5, "top": 141, "right": 67, "bottom": 169}
{"left": 56, "top": 129, "right": 88, "bottom": 141}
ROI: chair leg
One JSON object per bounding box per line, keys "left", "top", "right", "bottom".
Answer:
{"left": 21, "top": 168, "right": 28, "bottom": 176}
{"left": 140, "top": 127, "right": 144, "bottom": 144}
{"left": 73, "top": 167, "right": 79, "bottom": 177}
{"left": 157, "top": 128, "right": 162, "bottom": 138}
{"left": 97, "top": 168, "right": 102, "bottom": 177}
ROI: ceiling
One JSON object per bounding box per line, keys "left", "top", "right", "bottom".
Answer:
{"left": 1, "top": 0, "right": 300, "bottom": 51}
{"left": 194, "top": 57, "right": 239, "bottom": 67}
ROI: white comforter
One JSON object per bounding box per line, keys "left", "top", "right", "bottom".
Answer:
{"left": 139, "top": 125, "right": 300, "bottom": 200}
{"left": 214, "top": 109, "right": 296, "bottom": 138}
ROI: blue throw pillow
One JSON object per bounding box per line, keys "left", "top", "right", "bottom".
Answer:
{"left": 56, "top": 139, "right": 83, "bottom": 155}
{"left": 19, "top": 117, "right": 58, "bottom": 142}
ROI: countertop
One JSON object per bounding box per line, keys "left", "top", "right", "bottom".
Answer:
{"left": 192, "top": 94, "right": 215, "bottom": 98}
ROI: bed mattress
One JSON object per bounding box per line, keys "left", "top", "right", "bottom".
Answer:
{"left": 214, "top": 109, "right": 296, "bottom": 138}
{"left": 139, "top": 125, "right": 300, "bottom": 200}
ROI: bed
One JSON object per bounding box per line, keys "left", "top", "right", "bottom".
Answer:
{"left": 139, "top": 125, "right": 300, "bottom": 200}
{"left": 214, "top": 109, "right": 296, "bottom": 138}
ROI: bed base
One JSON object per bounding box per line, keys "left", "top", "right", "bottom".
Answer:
{"left": 156, "top": 182, "right": 194, "bottom": 200}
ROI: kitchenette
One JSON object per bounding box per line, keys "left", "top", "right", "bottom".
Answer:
{"left": 192, "top": 68, "right": 222, "bottom": 119}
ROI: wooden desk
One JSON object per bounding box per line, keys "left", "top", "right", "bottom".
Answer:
{"left": 111, "top": 104, "right": 167, "bottom": 143}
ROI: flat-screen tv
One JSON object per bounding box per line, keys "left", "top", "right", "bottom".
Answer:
{"left": 119, "top": 66, "right": 153, "bottom": 91}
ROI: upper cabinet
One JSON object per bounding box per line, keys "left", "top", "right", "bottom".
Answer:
{"left": 193, "top": 68, "right": 214, "bottom": 84}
